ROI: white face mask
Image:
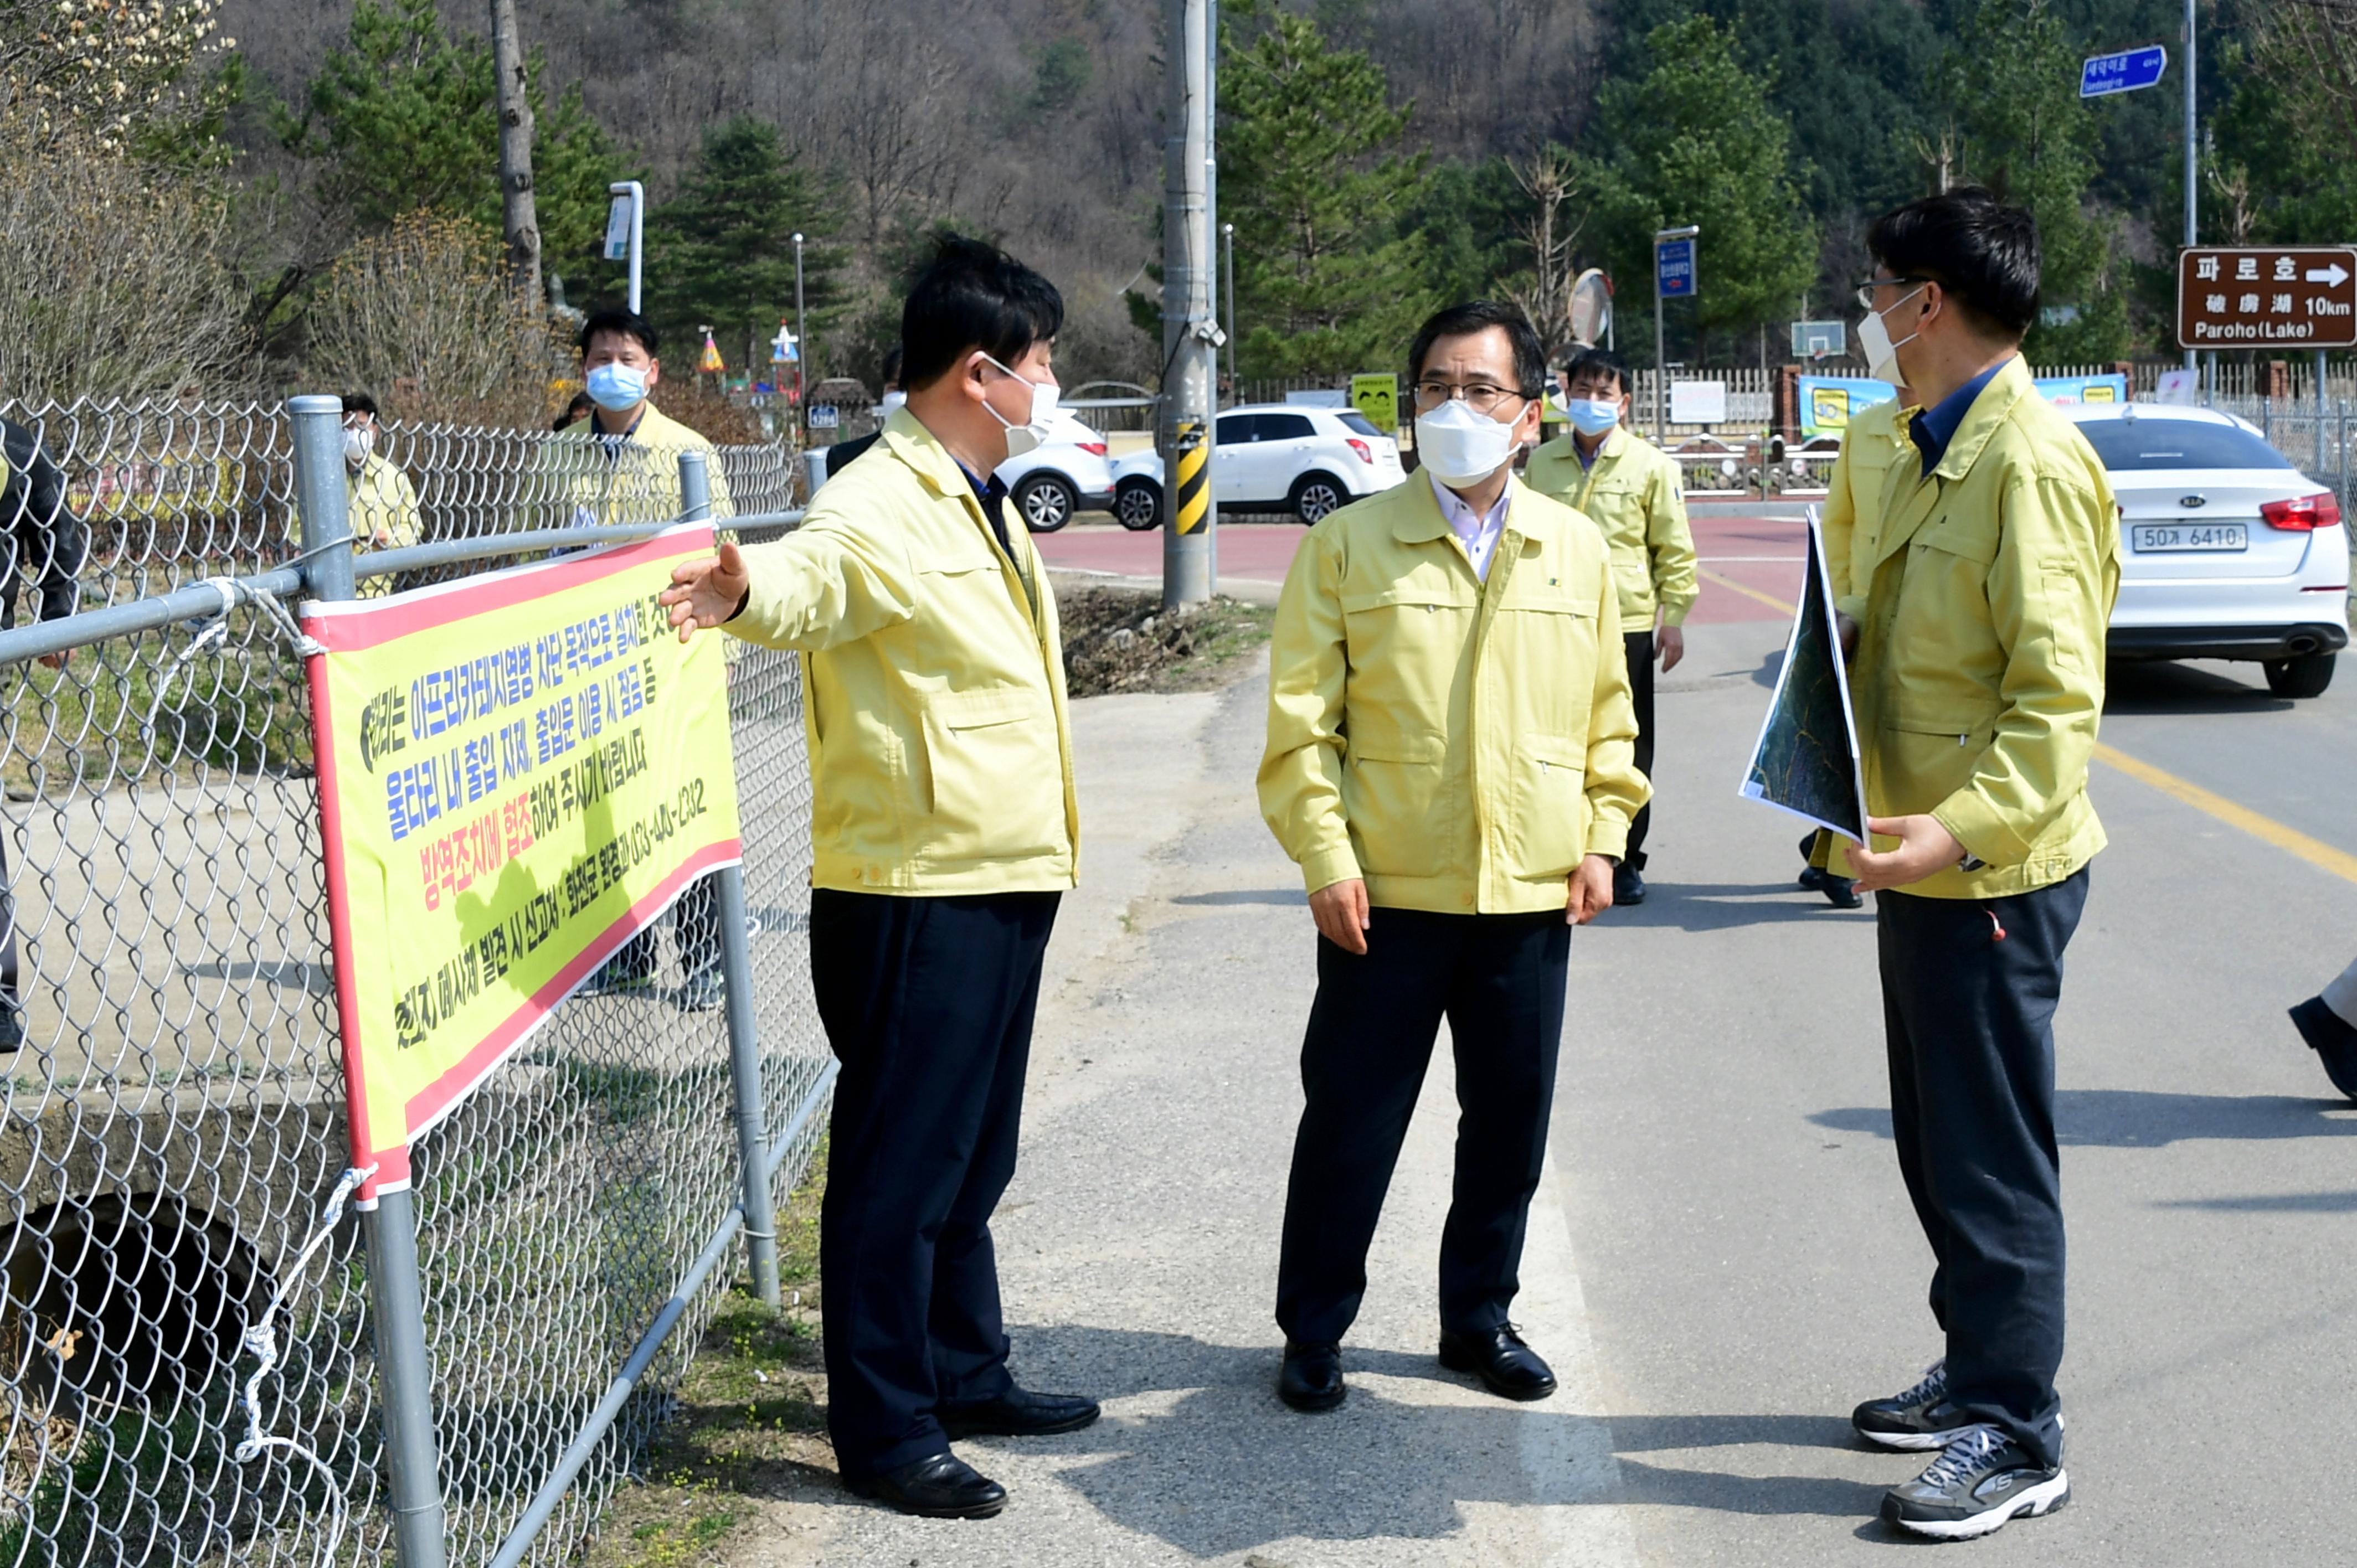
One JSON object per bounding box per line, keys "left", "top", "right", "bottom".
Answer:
{"left": 1857, "top": 285, "right": 1928, "bottom": 386}
{"left": 342, "top": 426, "right": 373, "bottom": 467}
{"left": 1416, "top": 396, "right": 1521, "bottom": 486}
{"left": 879, "top": 389, "right": 908, "bottom": 415}
{"left": 981, "top": 354, "right": 1059, "bottom": 457}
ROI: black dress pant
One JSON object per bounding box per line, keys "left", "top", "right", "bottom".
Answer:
{"left": 1878, "top": 867, "right": 2087, "bottom": 1471}
{"left": 811, "top": 886, "right": 1060, "bottom": 1481}
{"left": 1623, "top": 630, "right": 1655, "bottom": 870}
{"left": 1276, "top": 906, "right": 1571, "bottom": 1346}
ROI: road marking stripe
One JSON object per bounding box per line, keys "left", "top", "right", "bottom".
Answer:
{"left": 1698, "top": 566, "right": 1804, "bottom": 615}
{"left": 1695, "top": 571, "right": 2357, "bottom": 886}
{"left": 2092, "top": 742, "right": 2357, "bottom": 887}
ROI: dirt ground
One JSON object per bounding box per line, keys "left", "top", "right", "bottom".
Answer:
{"left": 1056, "top": 586, "right": 1272, "bottom": 698}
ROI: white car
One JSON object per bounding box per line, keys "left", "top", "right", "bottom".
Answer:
{"left": 995, "top": 411, "right": 1115, "bottom": 532}
{"left": 1110, "top": 404, "right": 1407, "bottom": 529}
{"left": 2065, "top": 403, "right": 2349, "bottom": 697}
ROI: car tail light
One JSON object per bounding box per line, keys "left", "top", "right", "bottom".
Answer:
{"left": 1346, "top": 438, "right": 1374, "bottom": 465}
{"left": 1078, "top": 441, "right": 1108, "bottom": 457}
{"left": 2261, "top": 492, "right": 2341, "bottom": 530}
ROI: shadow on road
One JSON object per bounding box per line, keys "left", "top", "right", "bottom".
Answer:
{"left": 2157, "top": 1188, "right": 2357, "bottom": 1211}
{"left": 1603, "top": 882, "right": 1869, "bottom": 932}
{"left": 2104, "top": 659, "right": 2294, "bottom": 715}
{"left": 1812, "top": 1090, "right": 2357, "bottom": 1147}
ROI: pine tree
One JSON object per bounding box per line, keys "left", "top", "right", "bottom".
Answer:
{"left": 1219, "top": 1, "right": 1436, "bottom": 378}
{"left": 650, "top": 116, "right": 843, "bottom": 373}
{"left": 1581, "top": 16, "right": 1818, "bottom": 365}
{"left": 280, "top": 0, "right": 624, "bottom": 278}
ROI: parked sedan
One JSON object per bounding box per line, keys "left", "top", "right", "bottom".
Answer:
{"left": 995, "top": 412, "right": 1115, "bottom": 532}
{"left": 1110, "top": 404, "right": 1408, "bottom": 528}
{"left": 2065, "top": 403, "right": 2350, "bottom": 697}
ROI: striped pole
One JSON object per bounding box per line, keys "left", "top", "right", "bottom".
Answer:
{"left": 1172, "top": 421, "right": 1211, "bottom": 536}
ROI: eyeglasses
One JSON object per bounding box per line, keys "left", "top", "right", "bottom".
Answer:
{"left": 1412, "top": 379, "right": 1527, "bottom": 415}
{"left": 1854, "top": 277, "right": 1932, "bottom": 311}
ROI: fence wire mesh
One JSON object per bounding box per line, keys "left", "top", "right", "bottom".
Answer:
{"left": 0, "top": 398, "right": 827, "bottom": 1566}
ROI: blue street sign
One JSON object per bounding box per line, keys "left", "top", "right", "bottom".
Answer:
{"left": 1656, "top": 236, "right": 1697, "bottom": 299}
{"left": 2080, "top": 44, "right": 2167, "bottom": 97}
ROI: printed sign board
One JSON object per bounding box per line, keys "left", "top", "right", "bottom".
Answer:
{"left": 2178, "top": 246, "right": 2357, "bottom": 349}
{"left": 1350, "top": 373, "right": 1399, "bottom": 433}
{"left": 303, "top": 525, "right": 743, "bottom": 1203}
{"left": 2080, "top": 45, "right": 2167, "bottom": 97}
{"left": 1656, "top": 236, "right": 1697, "bottom": 299}
{"left": 808, "top": 405, "right": 840, "bottom": 430}
{"left": 2032, "top": 373, "right": 2126, "bottom": 405}
{"left": 1669, "top": 381, "right": 1727, "bottom": 425}
{"left": 1796, "top": 375, "right": 1900, "bottom": 441}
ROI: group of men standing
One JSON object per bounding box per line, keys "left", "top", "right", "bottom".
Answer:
{"left": 653, "top": 185, "right": 2119, "bottom": 1544}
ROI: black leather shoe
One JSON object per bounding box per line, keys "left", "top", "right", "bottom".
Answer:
{"left": 938, "top": 1386, "right": 1100, "bottom": 1440}
{"left": 2292, "top": 997, "right": 2357, "bottom": 1100}
{"left": 845, "top": 1451, "right": 1006, "bottom": 1519}
{"left": 1613, "top": 866, "right": 1647, "bottom": 906}
{"left": 1277, "top": 1339, "right": 1345, "bottom": 1412}
{"left": 1438, "top": 1324, "right": 1557, "bottom": 1401}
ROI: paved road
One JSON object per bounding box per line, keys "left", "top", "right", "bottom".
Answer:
{"left": 740, "top": 549, "right": 2357, "bottom": 1565}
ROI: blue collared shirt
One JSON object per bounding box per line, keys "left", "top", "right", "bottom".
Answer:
{"left": 1910, "top": 358, "right": 2012, "bottom": 477}
{"left": 954, "top": 461, "right": 1014, "bottom": 556}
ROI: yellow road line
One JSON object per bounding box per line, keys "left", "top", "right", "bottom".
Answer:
{"left": 1699, "top": 569, "right": 2357, "bottom": 888}
{"left": 2092, "top": 742, "right": 2357, "bottom": 888}
{"left": 1697, "top": 567, "right": 1800, "bottom": 616}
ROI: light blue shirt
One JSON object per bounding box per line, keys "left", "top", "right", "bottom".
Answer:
{"left": 1428, "top": 470, "right": 1510, "bottom": 581}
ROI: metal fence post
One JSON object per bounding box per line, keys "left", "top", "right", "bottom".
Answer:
{"left": 294, "top": 393, "right": 450, "bottom": 1568}
{"left": 680, "top": 449, "right": 783, "bottom": 1309}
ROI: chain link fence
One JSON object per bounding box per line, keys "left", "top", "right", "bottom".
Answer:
{"left": 0, "top": 396, "right": 827, "bottom": 1565}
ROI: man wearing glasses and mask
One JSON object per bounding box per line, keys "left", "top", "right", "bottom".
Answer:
{"left": 1525, "top": 347, "right": 1696, "bottom": 906}
{"left": 1259, "top": 301, "right": 1646, "bottom": 1414}
{"left": 1835, "top": 188, "right": 2117, "bottom": 1541}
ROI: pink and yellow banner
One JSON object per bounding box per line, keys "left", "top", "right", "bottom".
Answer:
{"left": 302, "top": 524, "right": 742, "bottom": 1202}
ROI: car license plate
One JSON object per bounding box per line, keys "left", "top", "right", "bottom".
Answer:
{"left": 2132, "top": 523, "right": 2247, "bottom": 553}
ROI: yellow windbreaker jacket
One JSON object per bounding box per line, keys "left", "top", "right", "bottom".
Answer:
{"left": 1822, "top": 395, "right": 1915, "bottom": 626}
{"left": 724, "top": 408, "right": 1078, "bottom": 896}
{"left": 1840, "top": 356, "right": 2121, "bottom": 900}
{"left": 1524, "top": 425, "right": 1699, "bottom": 630}
{"left": 543, "top": 401, "right": 737, "bottom": 527}
{"left": 1259, "top": 474, "right": 1649, "bottom": 916}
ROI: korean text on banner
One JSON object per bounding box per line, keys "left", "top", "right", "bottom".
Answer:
{"left": 301, "top": 524, "right": 743, "bottom": 1203}
{"left": 1796, "top": 375, "right": 1900, "bottom": 441}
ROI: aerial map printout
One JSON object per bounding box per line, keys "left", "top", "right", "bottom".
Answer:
{"left": 1740, "top": 508, "right": 1869, "bottom": 842}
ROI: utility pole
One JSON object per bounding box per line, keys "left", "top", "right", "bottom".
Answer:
{"left": 1160, "top": 0, "right": 1219, "bottom": 608}
{"left": 489, "top": 0, "right": 540, "bottom": 305}
{"left": 1222, "top": 222, "right": 1237, "bottom": 402}
{"left": 792, "top": 233, "right": 809, "bottom": 434}
{"left": 2184, "top": 0, "right": 2198, "bottom": 372}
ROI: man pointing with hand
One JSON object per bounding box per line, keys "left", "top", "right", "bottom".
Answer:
{"left": 1258, "top": 302, "right": 1646, "bottom": 1415}
{"left": 662, "top": 237, "right": 1095, "bottom": 1521}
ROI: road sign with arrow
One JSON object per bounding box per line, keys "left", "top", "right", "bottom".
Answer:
{"left": 2177, "top": 246, "right": 2357, "bottom": 349}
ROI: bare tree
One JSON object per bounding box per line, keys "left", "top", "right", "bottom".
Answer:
{"left": 490, "top": 0, "right": 541, "bottom": 305}
{"left": 1504, "top": 147, "right": 1586, "bottom": 357}
{"left": 0, "top": 116, "right": 251, "bottom": 400}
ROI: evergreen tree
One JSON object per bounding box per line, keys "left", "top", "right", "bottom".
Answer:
{"left": 650, "top": 116, "right": 844, "bottom": 372}
{"left": 1941, "top": 0, "right": 2130, "bottom": 360}
{"left": 1582, "top": 17, "right": 1818, "bottom": 364}
{"left": 1218, "top": 0, "right": 1437, "bottom": 377}
{"left": 280, "top": 0, "right": 625, "bottom": 278}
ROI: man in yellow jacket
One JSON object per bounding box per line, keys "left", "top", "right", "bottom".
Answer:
{"left": 554, "top": 312, "right": 742, "bottom": 1005}
{"left": 541, "top": 308, "right": 735, "bottom": 531}
{"left": 1524, "top": 347, "right": 1696, "bottom": 905}
{"left": 1839, "top": 189, "right": 2118, "bottom": 1541}
{"left": 1797, "top": 386, "right": 1916, "bottom": 909}
{"left": 1259, "top": 302, "right": 1647, "bottom": 1414}
{"left": 658, "top": 239, "right": 1094, "bottom": 1519}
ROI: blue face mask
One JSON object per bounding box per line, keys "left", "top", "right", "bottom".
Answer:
{"left": 1567, "top": 398, "right": 1621, "bottom": 437}
{"left": 585, "top": 363, "right": 649, "bottom": 412}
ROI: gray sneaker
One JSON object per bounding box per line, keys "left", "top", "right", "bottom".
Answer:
{"left": 1881, "top": 1425, "right": 2067, "bottom": 1540}
{"left": 1852, "top": 1360, "right": 1977, "bottom": 1451}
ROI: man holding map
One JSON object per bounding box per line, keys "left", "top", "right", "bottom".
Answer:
{"left": 1836, "top": 188, "right": 2118, "bottom": 1541}
{"left": 656, "top": 238, "right": 1095, "bottom": 1520}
